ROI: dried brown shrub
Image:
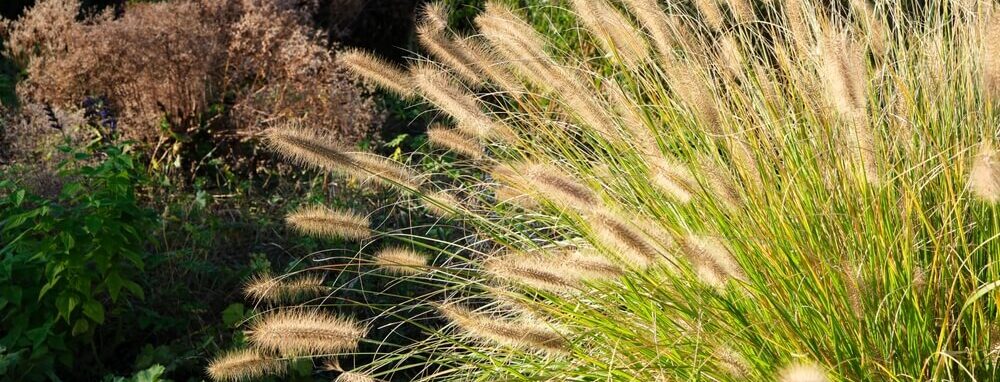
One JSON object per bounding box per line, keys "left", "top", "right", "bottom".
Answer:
{"left": 1, "top": 0, "right": 379, "bottom": 149}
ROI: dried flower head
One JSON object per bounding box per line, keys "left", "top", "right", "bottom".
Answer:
{"left": 286, "top": 206, "right": 371, "bottom": 241}
{"left": 266, "top": 127, "right": 421, "bottom": 189}
{"left": 517, "top": 163, "right": 599, "bottom": 209}
{"left": 248, "top": 310, "right": 367, "bottom": 357}
{"left": 985, "top": 11, "right": 1000, "bottom": 100}
{"left": 339, "top": 49, "right": 415, "bottom": 98}
{"left": 416, "top": 22, "right": 483, "bottom": 85}
{"left": 412, "top": 65, "right": 497, "bottom": 138}
{"left": 427, "top": 124, "right": 483, "bottom": 159}
{"left": 570, "top": 0, "right": 650, "bottom": 66}
{"left": 681, "top": 235, "right": 746, "bottom": 287}
{"left": 206, "top": 348, "right": 287, "bottom": 382}
{"left": 438, "top": 303, "right": 567, "bottom": 353}
{"left": 244, "top": 272, "right": 329, "bottom": 304}
{"left": 373, "top": 247, "right": 429, "bottom": 275}
{"left": 778, "top": 363, "right": 829, "bottom": 382}
{"left": 970, "top": 140, "right": 1000, "bottom": 202}
{"left": 590, "top": 212, "right": 662, "bottom": 267}
{"left": 335, "top": 372, "right": 378, "bottom": 382}
{"left": 485, "top": 252, "right": 582, "bottom": 292}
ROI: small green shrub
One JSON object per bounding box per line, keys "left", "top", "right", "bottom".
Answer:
{"left": 0, "top": 141, "right": 157, "bottom": 380}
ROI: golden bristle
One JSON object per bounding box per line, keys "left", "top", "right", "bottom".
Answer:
{"left": 818, "top": 26, "right": 879, "bottom": 183}
{"left": 485, "top": 252, "right": 581, "bottom": 292}
{"left": 420, "top": 1, "right": 449, "bottom": 32}
{"left": 563, "top": 247, "right": 625, "bottom": 280}
{"left": 285, "top": 206, "right": 371, "bottom": 241}
{"left": 727, "top": 0, "right": 754, "bottom": 24}
{"left": 681, "top": 235, "right": 746, "bottom": 287}
{"left": 698, "top": 160, "right": 744, "bottom": 209}
{"left": 718, "top": 34, "right": 745, "bottom": 78}
{"left": 495, "top": 184, "right": 540, "bottom": 209}
{"left": 335, "top": 372, "right": 378, "bottom": 382}
{"left": 339, "top": 49, "right": 415, "bottom": 98}
{"left": 590, "top": 212, "right": 662, "bottom": 267}
{"left": 666, "top": 60, "right": 720, "bottom": 129}
{"left": 457, "top": 36, "right": 524, "bottom": 93}
{"left": 438, "top": 303, "right": 567, "bottom": 353}
{"left": 984, "top": 10, "right": 1000, "bottom": 101}
{"left": 784, "top": 0, "right": 811, "bottom": 55}
{"left": 416, "top": 23, "right": 484, "bottom": 85}
{"left": 344, "top": 152, "right": 423, "bottom": 189}
{"left": 693, "top": 0, "right": 726, "bottom": 31}
{"left": 374, "top": 247, "right": 429, "bottom": 275}
{"left": 648, "top": 156, "right": 698, "bottom": 203}
{"left": 622, "top": 0, "right": 679, "bottom": 62}
{"left": 714, "top": 346, "right": 750, "bottom": 378}
{"left": 248, "top": 310, "right": 367, "bottom": 357}
{"left": 422, "top": 190, "right": 462, "bottom": 217}
{"left": 517, "top": 163, "right": 599, "bottom": 209}
{"left": 475, "top": 2, "right": 551, "bottom": 80}
{"left": 427, "top": 124, "right": 483, "bottom": 159}
{"left": 778, "top": 363, "right": 829, "bottom": 382}
{"left": 265, "top": 128, "right": 422, "bottom": 190}
{"left": 970, "top": 140, "right": 1000, "bottom": 202}
{"left": 243, "top": 272, "right": 329, "bottom": 304}
{"left": 265, "top": 127, "right": 354, "bottom": 173}
{"left": 412, "top": 65, "right": 497, "bottom": 138}
{"left": 206, "top": 349, "right": 287, "bottom": 382}
{"left": 848, "top": 0, "right": 888, "bottom": 55}
{"left": 570, "top": 0, "right": 650, "bottom": 66}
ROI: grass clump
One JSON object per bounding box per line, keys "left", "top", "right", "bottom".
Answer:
{"left": 213, "top": 0, "right": 1000, "bottom": 381}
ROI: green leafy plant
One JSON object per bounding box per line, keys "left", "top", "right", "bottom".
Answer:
{"left": 0, "top": 141, "right": 157, "bottom": 380}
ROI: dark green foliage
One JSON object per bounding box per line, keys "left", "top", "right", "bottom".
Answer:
{"left": 0, "top": 141, "right": 157, "bottom": 380}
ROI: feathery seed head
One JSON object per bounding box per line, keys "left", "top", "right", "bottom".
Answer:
{"left": 714, "top": 346, "right": 750, "bottom": 378}
{"left": 244, "top": 272, "right": 328, "bottom": 304}
{"left": 438, "top": 303, "right": 568, "bottom": 353}
{"left": 778, "top": 363, "right": 829, "bottom": 382}
{"left": 518, "top": 163, "right": 599, "bottom": 209}
{"left": 416, "top": 22, "right": 484, "bottom": 85}
{"left": 335, "top": 372, "right": 378, "bottom": 382}
{"left": 590, "top": 212, "right": 662, "bottom": 267}
{"left": 286, "top": 205, "right": 371, "bottom": 241}
{"left": 485, "top": 252, "right": 581, "bottom": 292}
{"left": 970, "top": 140, "right": 1000, "bottom": 202}
{"left": 693, "top": 0, "right": 726, "bottom": 31}
{"left": 648, "top": 156, "right": 698, "bottom": 203}
{"left": 422, "top": 190, "right": 462, "bottom": 217}
{"left": 248, "top": 310, "right": 367, "bottom": 357}
{"left": 374, "top": 247, "right": 429, "bottom": 275}
{"left": 681, "top": 235, "right": 746, "bottom": 287}
{"left": 427, "top": 124, "right": 483, "bottom": 159}
{"left": 339, "top": 49, "right": 415, "bottom": 98}
{"left": 985, "top": 11, "right": 1000, "bottom": 100}
{"left": 412, "top": 65, "right": 497, "bottom": 138}
{"left": 265, "top": 128, "right": 422, "bottom": 190}
{"left": 570, "top": 0, "right": 650, "bottom": 66}
{"left": 420, "top": 1, "right": 449, "bottom": 32}
{"left": 206, "top": 349, "right": 287, "bottom": 382}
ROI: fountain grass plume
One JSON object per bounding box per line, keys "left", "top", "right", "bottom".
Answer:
{"left": 373, "top": 247, "right": 430, "bottom": 275}
{"left": 248, "top": 309, "right": 367, "bottom": 357}
{"left": 206, "top": 349, "right": 287, "bottom": 382}
{"left": 285, "top": 205, "right": 371, "bottom": 241}
{"left": 438, "top": 303, "right": 568, "bottom": 354}
{"left": 339, "top": 49, "right": 415, "bottom": 98}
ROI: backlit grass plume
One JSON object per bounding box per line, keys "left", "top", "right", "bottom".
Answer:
{"left": 243, "top": 272, "right": 329, "bottom": 304}
{"left": 206, "top": 349, "right": 286, "bottom": 382}
{"left": 373, "top": 247, "right": 429, "bottom": 275}
{"left": 285, "top": 205, "right": 371, "bottom": 241}
{"left": 215, "top": 0, "right": 1000, "bottom": 381}
{"left": 248, "top": 310, "right": 367, "bottom": 357}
